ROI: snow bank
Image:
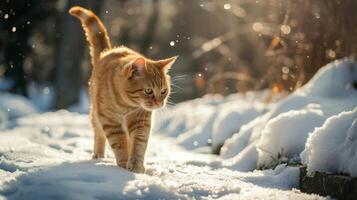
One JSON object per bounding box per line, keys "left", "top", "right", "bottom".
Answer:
{"left": 211, "top": 101, "right": 267, "bottom": 152}
{"left": 301, "top": 108, "right": 357, "bottom": 176}
{"left": 222, "top": 59, "right": 357, "bottom": 170}
{"left": 0, "top": 92, "right": 38, "bottom": 128}
{"left": 68, "top": 89, "right": 90, "bottom": 113}
{"left": 156, "top": 58, "right": 357, "bottom": 173}
{"left": 27, "top": 83, "right": 55, "bottom": 111}
{"left": 155, "top": 93, "right": 268, "bottom": 152}
{"left": 257, "top": 109, "right": 326, "bottom": 168}
{"left": 0, "top": 92, "right": 38, "bottom": 120}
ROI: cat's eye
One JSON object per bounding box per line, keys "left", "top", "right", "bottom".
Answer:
{"left": 161, "top": 89, "right": 167, "bottom": 95}
{"left": 144, "top": 88, "right": 153, "bottom": 95}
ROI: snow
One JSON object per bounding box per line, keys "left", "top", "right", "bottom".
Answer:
{"left": 155, "top": 93, "right": 268, "bottom": 152}
{"left": 2, "top": 58, "right": 356, "bottom": 199}
{"left": 0, "top": 92, "right": 39, "bottom": 129}
{"left": 154, "top": 58, "right": 357, "bottom": 175}
{"left": 0, "top": 93, "right": 38, "bottom": 120}
{"left": 301, "top": 107, "right": 357, "bottom": 176}
{"left": 211, "top": 101, "right": 266, "bottom": 152}
{"left": 218, "top": 59, "right": 357, "bottom": 171}
{"left": 0, "top": 111, "right": 324, "bottom": 199}
{"left": 68, "top": 89, "right": 90, "bottom": 114}
{"left": 27, "top": 83, "right": 55, "bottom": 111}
{"left": 257, "top": 108, "right": 325, "bottom": 168}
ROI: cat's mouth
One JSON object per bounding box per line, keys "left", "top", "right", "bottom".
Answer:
{"left": 141, "top": 102, "right": 165, "bottom": 111}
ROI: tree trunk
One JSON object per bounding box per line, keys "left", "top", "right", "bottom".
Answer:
{"left": 140, "top": 0, "right": 160, "bottom": 55}
{"left": 55, "top": 0, "right": 101, "bottom": 109}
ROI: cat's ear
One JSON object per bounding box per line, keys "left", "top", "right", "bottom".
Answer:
{"left": 158, "top": 56, "right": 178, "bottom": 73}
{"left": 127, "top": 57, "right": 146, "bottom": 78}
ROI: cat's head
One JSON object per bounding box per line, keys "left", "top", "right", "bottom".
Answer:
{"left": 119, "top": 56, "right": 177, "bottom": 111}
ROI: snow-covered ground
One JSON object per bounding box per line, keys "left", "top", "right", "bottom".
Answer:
{"left": 0, "top": 111, "right": 324, "bottom": 199}
{"left": 1, "top": 58, "right": 356, "bottom": 199}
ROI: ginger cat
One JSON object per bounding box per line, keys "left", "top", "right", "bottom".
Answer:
{"left": 69, "top": 6, "right": 176, "bottom": 173}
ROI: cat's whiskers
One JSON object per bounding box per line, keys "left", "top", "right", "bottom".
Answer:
{"left": 171, "top": 83, "right": 183, "bottom": 91}
{"left": 171, "top": 74, "right": 187, "bottom": 81}
{"left": 169, "top": 90, "right": 179, "bottom": 95}
{"left": 166, "top": 99, "right": 176, "bottom": 106}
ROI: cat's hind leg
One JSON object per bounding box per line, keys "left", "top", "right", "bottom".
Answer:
{"left": 91, "top": 115, "right": 106, "bottom": 159}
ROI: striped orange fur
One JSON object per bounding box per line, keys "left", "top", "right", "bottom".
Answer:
{"left": 69, "top": 6, "right": 177, "bottom": 173}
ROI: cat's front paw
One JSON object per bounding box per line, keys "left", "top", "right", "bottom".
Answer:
{"left": 128, "top": 165, "right": 145, "bottom": 173}
{"left": 92, "top": 153, "right": 104, "bottom": 160}
{"left": 116, "top": 161, "right": 128, "bottom": 169}
{"left": 127, "top": 161, "right": 145, "bottom": 173}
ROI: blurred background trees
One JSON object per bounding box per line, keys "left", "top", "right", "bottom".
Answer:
{"left": 0, "top": 0, "right": 356, "bottom": 110}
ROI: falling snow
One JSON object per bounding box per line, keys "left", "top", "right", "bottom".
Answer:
{"left": 224, "top": 3, "right": 232, "bottom": 10}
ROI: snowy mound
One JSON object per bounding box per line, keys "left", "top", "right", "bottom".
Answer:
{"left": 0, "top": 92, "right": 38, "bottom": 119}
{"left": 222, "top": 59, "right": 357, "bottom": 171}
{"left": 257, "top": 109, "right": 325, "bottom": 168}
{"left": 156, "top": 58, "right": 357, "bottom": 173}
{"left": 301, "top": 108, "right": 357, "bottom": 176}
{"left": 155, "top": 92, "right": 268, "bottom": 152}
{"left": 0, "top": 92, "right": 39, "bottom": 128}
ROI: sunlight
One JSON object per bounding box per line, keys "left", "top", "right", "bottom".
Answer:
{"left": 0, "top": 0, "right": 356, "bottom": 199}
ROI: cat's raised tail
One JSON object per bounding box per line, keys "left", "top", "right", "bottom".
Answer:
{"left": 69, "top": 6, "right": 112, "bottom": 65}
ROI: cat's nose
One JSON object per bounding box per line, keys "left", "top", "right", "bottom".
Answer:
{"left": 153, "top": 100, "right": 161, "bottom": 106}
